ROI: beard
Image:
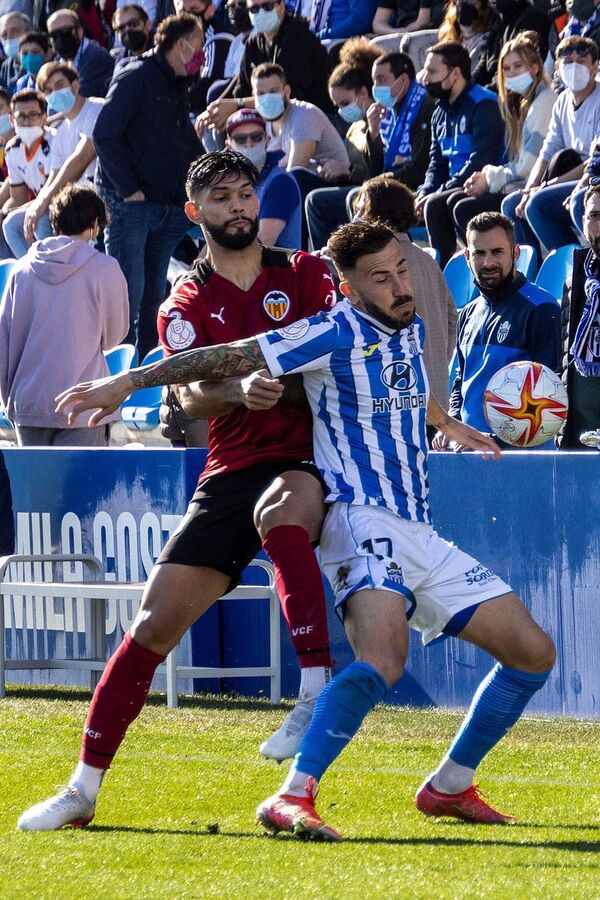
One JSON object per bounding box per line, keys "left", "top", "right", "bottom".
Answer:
{"left": 359, "top": 292, "right": 415, "bottom": 330}
{"left": 203, "top": 216, "right": 259, "bottom": 250}
{"left": 474, "top": 265, "right": 515, "bottom": 298}
{"left": 589, "top": 235, "right": 600, "bottom": 258}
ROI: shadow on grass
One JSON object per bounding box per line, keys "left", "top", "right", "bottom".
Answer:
{"left": 88, "top": 824, "right": 600, "bottom": 853}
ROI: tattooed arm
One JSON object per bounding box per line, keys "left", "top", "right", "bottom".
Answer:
{"left": 55, "top": 337, "right": 268, "bottom": 426}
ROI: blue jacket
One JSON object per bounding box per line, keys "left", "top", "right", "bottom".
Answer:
{"left": 450, "top": 273, "right": 561, "bottom": 431}
{"left": 318, "top": 0, "right": 378, "bottom": 39}
{"left": 420, "top": 82, "right": 504, "bottom": 196}
{"left": 77, "top": 40, "right": 115, "bottom": 99}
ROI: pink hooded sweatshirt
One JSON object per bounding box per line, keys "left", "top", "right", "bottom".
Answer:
{"left": 0, "top": 235, "right": 129, "bottom": 428}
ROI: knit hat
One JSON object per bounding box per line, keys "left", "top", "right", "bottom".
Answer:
{"left": 226, "top": 108, "right": 266, "bottom": 136}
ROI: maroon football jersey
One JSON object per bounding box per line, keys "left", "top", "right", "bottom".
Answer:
{"left": 158, "top": 247, "right": 337, "bottom": 478}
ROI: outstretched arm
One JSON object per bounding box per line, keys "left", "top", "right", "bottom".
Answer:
{"left": 56, "top": 337, "right": 267, "bottom": 426}
{"left": 426, "top": 394, "right": 501, "bottom": 459}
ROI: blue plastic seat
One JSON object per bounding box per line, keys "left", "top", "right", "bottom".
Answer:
{"left": 443, "top": 251, "right": 476, "bottom": 309}
{"left": 515, "top": 244, "right": 537, "bottom": 281}
{"left": 120, "top": 346, "right": 164, "bottom": 432}
{"left": 104, "top": 343, "right": 137, "bottom": 376}
{"left": 0, "top": 258, "right": 16, "bottom": 299}
{"left": 534, "top": 244, "right": 580, "bottom": 301}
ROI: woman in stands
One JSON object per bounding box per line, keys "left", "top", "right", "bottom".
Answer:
{"left": 448, "top": 35, "right": 556, "bottom": 249}
{"left": 437, "top": 0, "right": 498, "bottom": 71}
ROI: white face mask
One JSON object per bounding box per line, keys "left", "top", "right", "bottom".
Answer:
{"left": 15, "top": 124, "right": 43, "bottom": 145}
{"left": 559, "top": 61, "right": 591, "bottom": 91}
{"left": 504, "top": 71, "right": 534, "bottom": 95}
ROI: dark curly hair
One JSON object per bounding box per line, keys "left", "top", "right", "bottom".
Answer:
{"left": 186, "top": 150, "right": 260, "bottom": 200}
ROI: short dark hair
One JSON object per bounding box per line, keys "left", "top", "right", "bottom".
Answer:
{"left": 375, "top": 51, "right": 415, "bottom": 82}
{"left": 354, "top": 175, "right": 416, "bottom": 233}
{"left": 466, "top": 211, "right": 515, "bottom": 245}
{"left": 154, "top": 12, "right": 200, "bottom": 53}
{"left": 113, "top": 3, "right": 149, "bottom": 25}
{"left": 584, "top": 183, "right": 600, "bottom": 207}
{"left": 557, "top": 34, "right": 598, "bottom": 63}
{"left": 251, "top": 61, "right": 286, "bottom": 84}
{"left": 36, "top": 61, "right": 78, "bottom": 92}
{"left": 328, "top": 221, "right": 398, "bottom": 275}
{"left": 10, "top": 88, "right": 47, "bottom": 114}
{"left": 186, "top": 150, "right": 260, "bottom": 200}
{"left": 428, "top": 41, "right": 471, "bottom": 81}
{"left": 49, "top": 183, "right": 108, "bottom": 236}
{"left": 19, "top": 29, "right": 49, "bottom": 53}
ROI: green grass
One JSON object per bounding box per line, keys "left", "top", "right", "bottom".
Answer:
{"left": 1, "top": 687, "right": 599, "bottom": 900}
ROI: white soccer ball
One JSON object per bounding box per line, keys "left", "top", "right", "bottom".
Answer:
{"left": 483, "top": 361, "right": 569, "bottom": 447}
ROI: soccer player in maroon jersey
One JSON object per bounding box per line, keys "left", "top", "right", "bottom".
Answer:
{"left": 17, "top": 151, "right": 336, "bottom": 832}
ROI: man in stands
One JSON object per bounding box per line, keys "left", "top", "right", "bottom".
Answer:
{"left": 173, "top": 0, "right": 236, "bottom": 114}
{"left": 225, "top": 107, "right": 302, "bottom": 248}
{"left": 17, "top": 149, "right": 337, "bottom": 830}
{"left": 0, "top": 11, "right": 30, "bottom": 94}
{"left": 47, "top": 9, "right": 114, "bottom": 98}
{"left": 111, "top": 4, "right": 154, "bottom": 72}
{"left": 433, "top": 212, "right": 560, "bottom": 451}
{"left": 306, "top": 0, "right": 378, "bottom": 40}
{"left": 14, "top": 30, "right": 53, "bottom": 91}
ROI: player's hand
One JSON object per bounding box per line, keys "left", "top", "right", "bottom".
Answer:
{"left": 431, "top": 431, "right": 450, "bottom": 451}
{"left": 237, "top": 369, "right": 284, "bottom": 410}
{"left": 55, "top": 372, "right": 134, "bottom": 426}
{"left": 366, "top": 101, "right": 385, "bottom": 138}
{"left": 515, "top": 188, "right": 535, "bottom": 219}
{"left": 464, "top": 172, "right": 487, "bottom": 198}
{"left": 24, "top": 200, "right": 43, "bottom": 244}
{"left": 439, "top": 418, "right": 502, "bottom": 460}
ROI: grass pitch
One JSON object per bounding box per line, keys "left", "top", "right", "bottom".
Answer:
{"left": 1, "top": 687, "right": 598, "bottom": 900}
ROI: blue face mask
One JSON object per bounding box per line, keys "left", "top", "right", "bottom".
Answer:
{"left": 372, "top": 85, "right": 396, "bottom": 108}
{"left": 256, "top": 91, "right": 285, "bottom": 121}
{"left": 3, "top": 37, "right": 20, "bottom": 60}
{"left": 0, "top": 113, "right": 11, "bottom": 136}
{"left": 338, "top": 101, "right": 364, "bottom": 123}
{"left": 47, "top": 86, "right": 76, "bottom": 114}
{"left": 249, "top": 6, "right": 280, "bottom": 33}
{"left": 21, "top": 52, "right": 45, "bottom": 76}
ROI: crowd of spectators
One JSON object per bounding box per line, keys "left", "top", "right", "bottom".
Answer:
{"left": 0, "top": 0, "right": 598, "bottom": 447}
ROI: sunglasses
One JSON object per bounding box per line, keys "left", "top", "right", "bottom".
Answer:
{"left": 114, "top": 17, "right": 144, "bottom": 32}
{"left": 231, "top": 130, "right": 265, "bottom": 145}
{"left": 557, "top": 42, "right": 592, "bottom": 59}
{"left": 248, "top": 1, "right": 279, "bottom": 13}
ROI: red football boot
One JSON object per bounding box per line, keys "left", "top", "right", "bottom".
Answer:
{"left": 256, "top": 777, "right": 343, "bottom": 842}
{"left": 415, "top": 780, "right": 516, "bottom": 825}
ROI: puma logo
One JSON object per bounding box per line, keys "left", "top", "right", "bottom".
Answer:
{"left": 211, "top": 306, "right": 226, "bottom": 324}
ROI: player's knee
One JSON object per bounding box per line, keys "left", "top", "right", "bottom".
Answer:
{"left": 517, "top": 631, "right": 556, "bottom": 674}
{"left": 130, "top": 613, "right": 176, "bottom": 656}
{"left": 359, "top": 648, "right": 406, "bottom": 688}
{"left": 255, "top": 497, "right": 320, "bottom": 538}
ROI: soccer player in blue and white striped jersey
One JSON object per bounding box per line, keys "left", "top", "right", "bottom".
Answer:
{"left": 55, "top": 221, "right": 557, "bottom": 841}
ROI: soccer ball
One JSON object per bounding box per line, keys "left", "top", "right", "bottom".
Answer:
{"left": 483, "top": 361, "right": 569, "bottom": 447}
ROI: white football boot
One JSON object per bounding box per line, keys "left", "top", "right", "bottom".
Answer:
{"left": 17, "top": 786, "right": 95, "bottom": 831}
{"left": 259, "top": 698, "right": 315, "bottom": 761}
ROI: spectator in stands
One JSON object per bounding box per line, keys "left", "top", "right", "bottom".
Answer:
{"left": 0, "top": 183, "right": 129, "bottom": 446}
{"left": 503, "top": 35, "right": 600, "bottom": 256}
{"left": 203, "top": 0, "right": 333, "bottom": 133}
{"left": 226, "top": 107, "right": 302, "bottom": 247}
{"left": 5, "top": 62, "right": 104, "bottom": 257}
{"left": 111, "top": 4, "right": 154, "bottom": 71}
{"left": 0, "top": 12, "right": 31, "bottom": 94}
{"left": 15, "top": 30, "right": 53, "bottom": 91}
{"left": 452, "top": 37, "right": 555, "bottom": 251}
{"left": 416, "top": 41, "right": 504, "bottom": 267}
{"left": 433, "top": 212, "right": 560, "bottom": 449}
{"left": 2, "top": 89, "right": 52, "bottom": 257}
{"left": 438, "top": 0, "right": 499, "bottom": 72}
{"left": 47, "top": 9, "right": 115, "bottom": 97}
{"left": 0, "top": 449, "right": 14, "bottom": 557}
{"left": 306, "top": 0, "right": 378, "bottom": 40}
{"left": 569, "top": 135, "right": 600, "bottom": 237}
{"left": 372, "top": 0, "right": 444, "bottom": 35}
{"left": 472, "top": 0, "right": 551, "bottom": 87}
{"left": 354, "top": 173, "right": 457, "bottom": 412}
{"left": 0, "top": 85, "right": 13, "bottom": 256}
{"left": 560, "top": 0, "right": 600, "bottom": 49}
{"left": 558, "top": 184, "right": 600, "bottom": 447}
{"left": 93, "top": 13, "right": 202, "bottom": 357}
{"left": 176, "top": 0, "right": 237, "bottom": 113}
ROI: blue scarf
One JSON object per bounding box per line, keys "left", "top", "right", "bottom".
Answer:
{"left": 571, "top": 248, "right": 600, "bottom": 376}
{"left": 380, "top": 81, "right": 427, "bottom": 172}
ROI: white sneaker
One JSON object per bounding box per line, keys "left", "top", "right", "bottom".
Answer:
{"left": 260, "top": 698, "right": 315, "bottom": 761}
{"left": 17, "top": 786, "right": 95, "bottom": 831}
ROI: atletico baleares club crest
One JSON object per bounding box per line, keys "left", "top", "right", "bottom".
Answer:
{"left": 263, "top": 290, "right": 290, "bottom": 321}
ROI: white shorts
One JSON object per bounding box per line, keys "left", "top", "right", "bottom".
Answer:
{"left": 319, "top": 503, "right": 512, "bottom": 645}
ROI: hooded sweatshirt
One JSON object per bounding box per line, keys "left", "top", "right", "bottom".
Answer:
{"left": 0, "top": 235, "right": 129, "bottom": 428}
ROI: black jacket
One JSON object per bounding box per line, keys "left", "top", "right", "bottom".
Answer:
{"left": 93, "top": 48, "right": 201, "bottom": 204}
{"left": 472, "top": 1, "right": 551, "bottom": 88}
{"left": 77, "top": 40, "right": 115, "bottom": 98}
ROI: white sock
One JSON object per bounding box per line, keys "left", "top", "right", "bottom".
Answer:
{"left": 280, "top": 767, "right": 314, "bottom": 798}
{"left": 299, "top": 666, "right": 331, "bottom": 702}
{"left": 430, "top": 758, "right": 475, "bottom": 795}
{"left": 69, "top": 761, "right": 106, "bottom": 802}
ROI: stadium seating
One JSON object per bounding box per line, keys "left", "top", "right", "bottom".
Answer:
{"left": 534, "top": 244, "right": 580, "bottom": 300}
{"left": 120, "top": 345, "right": 164, "bottom": 434}
{"left": 104, "top": 343, "right": 137, "bottom": 376}
{"left": 443, "top": 251, "right": 476, "bottom": 309}
{"left": 515, "top": 244, "right": 536, "bottom": 281}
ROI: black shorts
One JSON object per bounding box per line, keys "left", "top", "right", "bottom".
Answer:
{"left": 158, "top": 459, "right": 323, "bottom": 587}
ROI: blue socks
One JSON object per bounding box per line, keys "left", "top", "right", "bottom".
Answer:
{"left": 294, "top": 661, "right": 388, "bottom": 781}
{"left": 447, "top": 664, "right": 551, "bottom": 770}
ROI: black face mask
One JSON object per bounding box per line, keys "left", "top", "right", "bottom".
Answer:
{"left": 426, "top": 79, "right": 453, "bottom": 101}
{"left": 228, "top": 4, "right": 252, "bottom": 32}
{"left": 122, "top": 28, "right": 147, "bottom": 51}
{"left": 458, "top": 3, "right": 479, "bottom": 27}
{"left": 50, "top": 27, "right": 80, "bottom": 60}
{"left": 492, "top": 0, "right": 520, "bottom": 16}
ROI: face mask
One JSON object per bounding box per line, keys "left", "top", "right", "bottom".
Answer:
{"left": 0, "top": 113, "right": 11, "bottom": 136}
{"left": 249, "top": 6, "right": 280, "bottom": 33}
{"left": 15, "top": 124, "right": 43, "bottom": 145}
{"left": 560, "top": 61, "right": 591, "bottom": 91}
{"left": 229, "top": 4, "right": 252, "bottom": 31}
{"left": 426, "top": 79, "right": 452, "bottom": 101}
{"left": 338, "top": 100, "right": 364, "bottom": 123}
{"left": 181, "top": 40, "right": 205, "bottom": 76}
{"left": 236, "top": 141, "right": 267, "bottom": 168}
{"left": 505, "top": 70, "right": 534, "bottom": 94}
{"left": 372, "top": 85, "right": 396, "bottom": 108}
{"left": 458, "top": 3, "right": 478, "bottom": 27}
{"left": 20, "top": 52, "right": 45, "bottom": 75}
{"left": 3, "top": 37, "right": 20, "bottom": 59}
{"left": 47, "top": 86, "right": 76, "bottom": 114}
{"left": 122, "top": 29, "right": 147, "bottom": 51}
{"left": 567, "top": 0, "right": 596, "bottom": 20}
{"left": 50, "top": 29, "right": 80, "bottom": 59}
{"left": 256, "top": 91, "right": 285, "bottom": 120}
